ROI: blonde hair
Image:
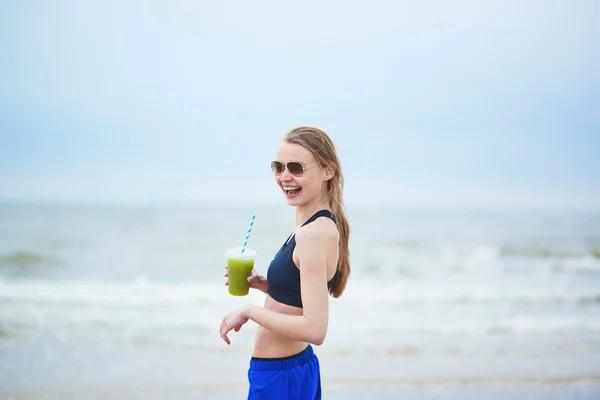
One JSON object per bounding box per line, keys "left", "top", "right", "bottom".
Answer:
{"left": 283, "top": 126, "right": 350, "bottom": 298}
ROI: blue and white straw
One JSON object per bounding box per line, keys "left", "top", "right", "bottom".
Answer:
{"left": 241, "top": 214, "right": 256, "bottom": 254}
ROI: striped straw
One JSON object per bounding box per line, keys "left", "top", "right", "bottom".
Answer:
{"left": 241, "top": 214, "right": 256, "bottom": 254}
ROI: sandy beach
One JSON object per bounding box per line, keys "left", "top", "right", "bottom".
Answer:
{"left": 2, "top": 341, "right": 600, "bottom": 399}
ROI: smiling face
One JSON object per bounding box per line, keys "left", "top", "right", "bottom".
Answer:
{"left": 273, "top": 141, "right": 329, "bottom": 207}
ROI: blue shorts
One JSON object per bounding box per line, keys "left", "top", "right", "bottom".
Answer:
{"left": 247, "top": 345, "right": 322, "bottom": 400}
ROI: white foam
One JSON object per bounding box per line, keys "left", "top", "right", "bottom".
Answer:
{"left": 0, "top": 276, "right": 224, "bottom": 306}
{"left": 0, "top": 276, "right": 269, "bottom": 349}
{"left": 1, "top": 274, "right": 598, "bottom": 344}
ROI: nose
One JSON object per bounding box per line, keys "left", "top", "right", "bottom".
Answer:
{"left": 280, "top": 168, "right": 294, "bottom": 181}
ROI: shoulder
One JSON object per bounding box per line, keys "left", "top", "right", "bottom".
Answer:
{"left": 295, "top": 216, "right": 339, "bottom": 249}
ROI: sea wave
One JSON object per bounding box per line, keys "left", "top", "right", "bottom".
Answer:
{"left": 501, "top": 245, "right": 600, "bottom": 259}
{"left": 2, "top": 275, "right": 599, "bottom": 308}
{"left": 1, "top": 276, "right": 599, "bottom": 349}
{"left": 359, "top": 243, "right": 600, "bottom": 278}
{"left": 0, "top": 275, "right": 227, "bottom": 306}
{"left": 340, "top": 277, "right": 600, "bottom": 305}
{"left": 0, "top": 251, "right": 58, "bottom": 267}
{"left": 0, "top": 276, "right": 262, "bottom": 348}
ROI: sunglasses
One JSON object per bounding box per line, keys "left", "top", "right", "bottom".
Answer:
{"left": 270, "top": 161, "right": 317, "bottom": 177}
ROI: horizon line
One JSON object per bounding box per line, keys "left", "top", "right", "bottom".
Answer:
{"left": 1, "top": 197, "right": 599, "bottom": 212}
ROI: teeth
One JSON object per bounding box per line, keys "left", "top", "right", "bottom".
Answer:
{"left": 284, "top": 187, "right": 300, "bottom": 190}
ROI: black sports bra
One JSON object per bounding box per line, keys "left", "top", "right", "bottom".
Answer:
{"left": 266, "top": 209, "right": 336, "bottom": 308}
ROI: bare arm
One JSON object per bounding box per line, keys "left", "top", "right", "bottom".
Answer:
{"left": 242, "top": 224, "right": 335, "bottom": 345}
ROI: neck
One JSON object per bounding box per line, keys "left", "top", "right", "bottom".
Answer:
{"left": 295, "top": 194, "right": 330, "bottom": 228}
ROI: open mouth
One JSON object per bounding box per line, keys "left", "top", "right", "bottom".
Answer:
{"left": 283, "top": 186, "right": 302, "bottom": 198}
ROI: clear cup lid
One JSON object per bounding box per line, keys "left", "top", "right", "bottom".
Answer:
{"left": 225, "top": 246, "right": 257, "bottom": 260}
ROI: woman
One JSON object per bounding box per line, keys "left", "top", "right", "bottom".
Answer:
{"left": 219, "top": 126, "right": 351, "bottom": 399}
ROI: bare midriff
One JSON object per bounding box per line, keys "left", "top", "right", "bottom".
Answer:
{"left": 251, "top": 294, "right": 308, "bottom": 358}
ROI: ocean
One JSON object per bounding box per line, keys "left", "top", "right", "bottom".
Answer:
{"left": 1, "top": 201, "right": 600, "bottom": 399}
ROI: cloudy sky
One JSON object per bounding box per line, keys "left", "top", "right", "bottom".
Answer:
{"left": 1, "top": 0, "right": 599, "bottom": 207}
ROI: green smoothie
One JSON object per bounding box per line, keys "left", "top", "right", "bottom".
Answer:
{"left": 226, "top": 247, "right": 257, "bottom": 296}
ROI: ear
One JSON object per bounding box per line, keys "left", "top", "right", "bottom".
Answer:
{"left": 323, "top": 165, "right": 336, "bottom": 181}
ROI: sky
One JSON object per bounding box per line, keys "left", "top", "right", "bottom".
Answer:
{"left": 1, "top": 0, "right": 599, "bottom": 207}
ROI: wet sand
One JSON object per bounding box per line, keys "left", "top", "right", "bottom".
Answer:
{"left": 2, "top": 348, "right": 600, "bottom": 399}
{"left": 2, "top": 381, "right": 600, "bottom": 400}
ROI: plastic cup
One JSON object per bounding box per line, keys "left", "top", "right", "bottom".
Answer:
{"left": 226, "top": 247, "right": 257, "bottom": 296}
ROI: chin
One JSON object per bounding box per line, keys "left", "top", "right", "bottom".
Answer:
{"left": 285, "top": 195, "right": 302, "bottom": 207}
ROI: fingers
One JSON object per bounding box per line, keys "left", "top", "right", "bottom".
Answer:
{"left": 219, "top": 320, "right": 231, "bottom": 345}
{"left": 219, "top": 316, "right": 241, "bottom": 345}
{"left": 248, "top": 274, "right": 265, "bottom": 284}
{"left": 248, "top": 272, "right": 262, "bottom": 281}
